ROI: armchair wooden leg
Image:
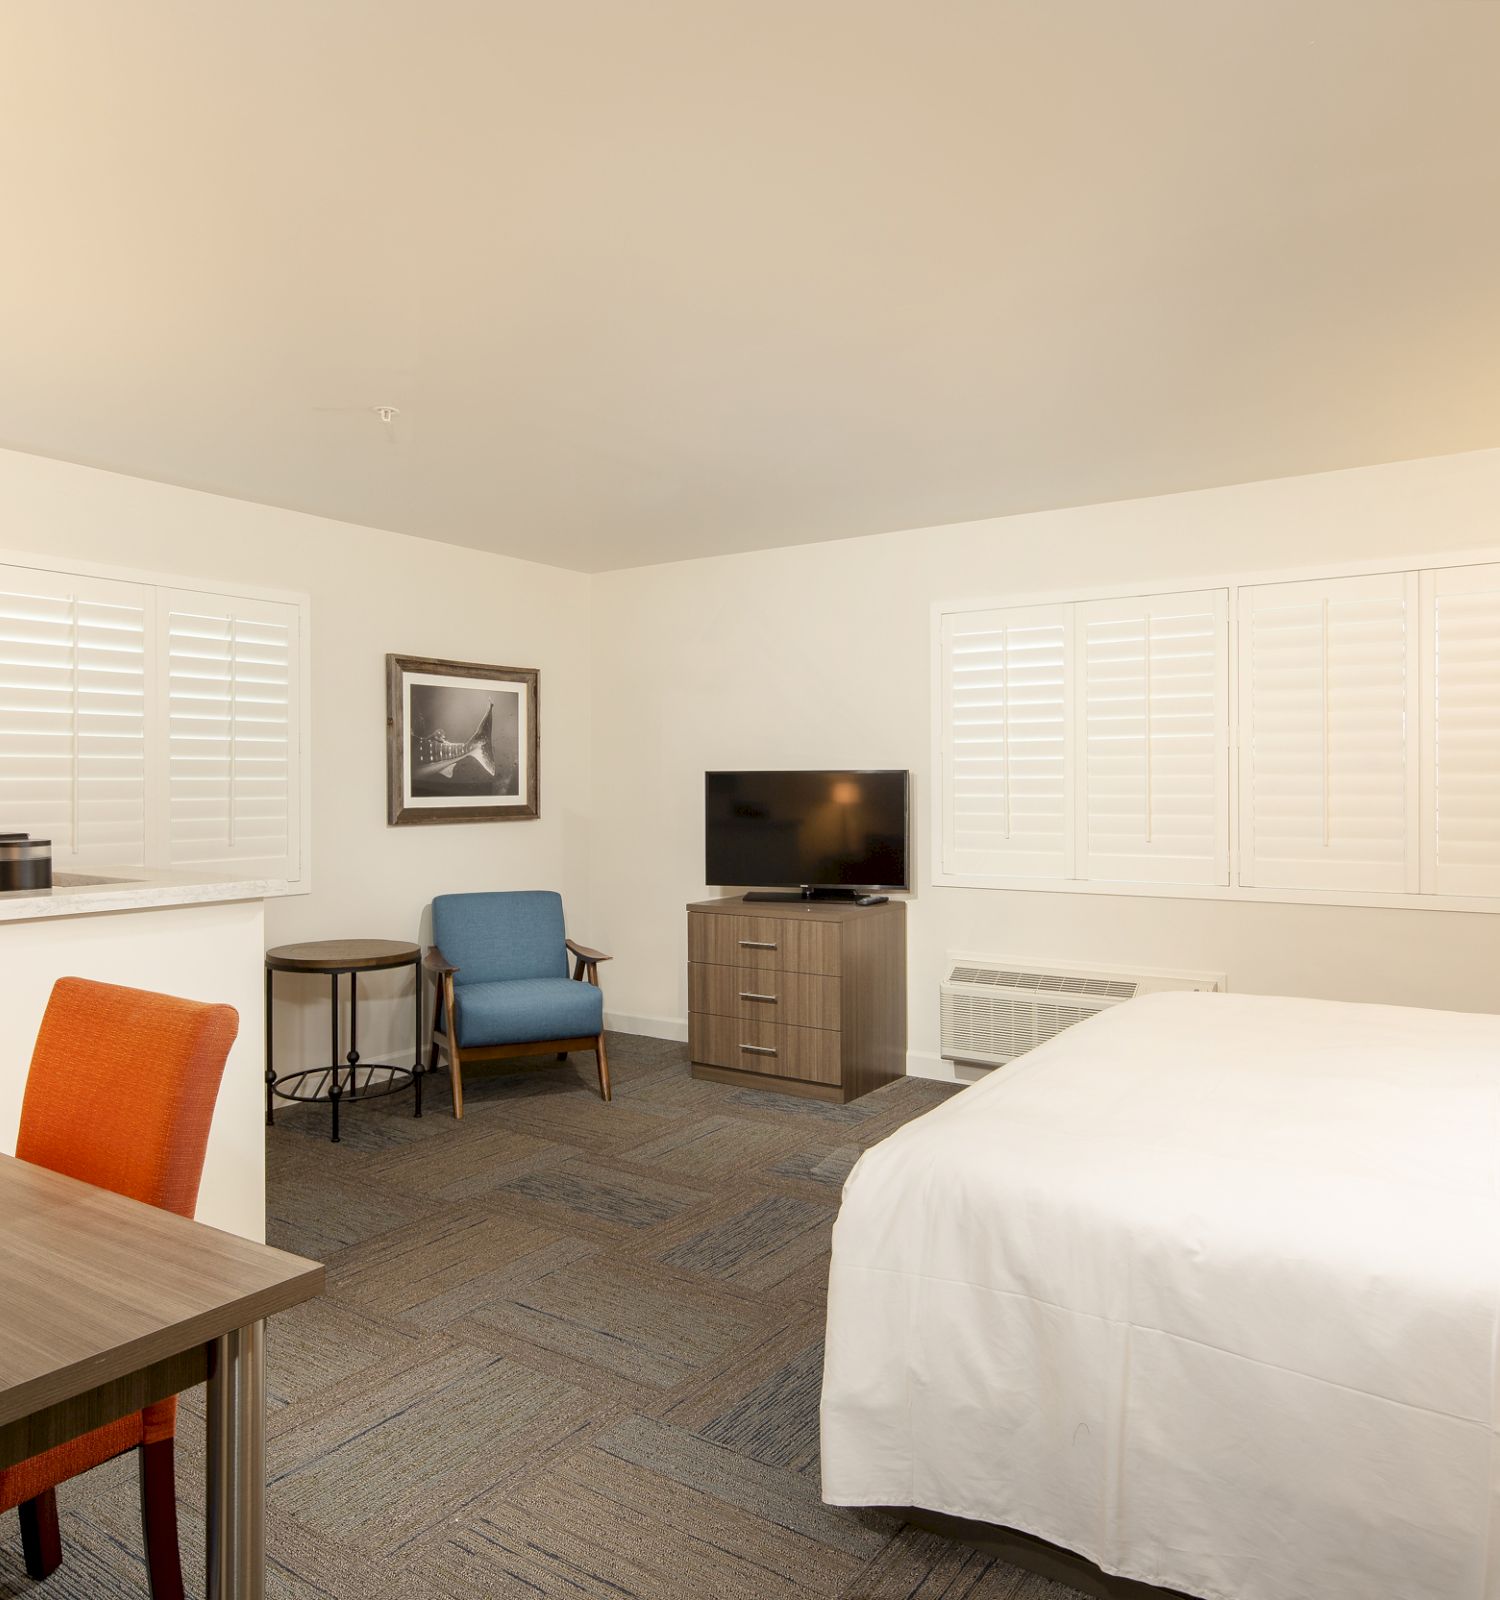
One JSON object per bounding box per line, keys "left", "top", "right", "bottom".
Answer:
{"left": 19, "top": 1490, "right": 61, "bottom": 1580}
{"left": 556, "top": 1051, "right": 568, "bottom": 1062}
{"left": 140, "top": 1437, "right": 184, "bottom": 1600}
{"left": 448, "top": 1042, "right": 465, "bottom": 1119}
{"left": 442, "top": 973, "right": 464, "bottom": 1119}
{"left": 594, "top": 1033, "right": 611, "bottom": 1102}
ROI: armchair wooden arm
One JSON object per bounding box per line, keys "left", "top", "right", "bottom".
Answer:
{"left": 423, "top": 946, "right": 459, "bottom": 976}
{"left": 566, "top": 938, "right": 611, "bottom": 984}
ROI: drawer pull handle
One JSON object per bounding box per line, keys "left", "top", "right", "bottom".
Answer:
{"left": 740, "top": 1043, "right": 777, "bottom": 1057}
{"left": 738, "top": 940, "right": 777, "bottom": 949}
{"left": 739, "top": 992, "right": 777, "bottom": 1003}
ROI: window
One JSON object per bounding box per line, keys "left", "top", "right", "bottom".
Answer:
{"left": 935, "top": 553, "right": 1500, "bottom": 910}
{"left": 939, "top": 605, "right": 1072, "bottom": 880}
{"left": 1238, "top": 572, "right": 1417, "bottom": 894}
{"left": 937, "top": 587, "right": 1228, "bottom": 893}
{"left": 0, "top": 557, "right": 308, "bottom": 883}
{"left": 1422, "top": 562, "right": 1500, "bottom": 897}
{"left": 1077, "top": 590, "right": 1228, "bottom": 887}
{"left": 0, "top": 569, "right": 150, "bottom": 864}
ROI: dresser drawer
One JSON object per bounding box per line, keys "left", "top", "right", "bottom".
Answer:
{"left": 688, "top": 962, "right": 841, "bottom": 1030}
{"left": 687, "top": 912, "right": 842, "bottom": 976}
{"left": 688, "top": 1012, "right": 841, "bottom": 1087}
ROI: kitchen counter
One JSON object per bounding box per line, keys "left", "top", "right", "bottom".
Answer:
{"left": 0, "top": 866, "right": 290, "bottom": 923}
{"left": 0, "top": 869, "right": 281, "bottom": 1239}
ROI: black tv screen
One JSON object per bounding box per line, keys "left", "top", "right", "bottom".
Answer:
{"left": 705, "top": 770, "right": 909, "bottom": 890}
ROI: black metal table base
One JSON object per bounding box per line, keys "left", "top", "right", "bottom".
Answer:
{"left": 272, "top": 1064, "right": 421, "bottom": 1142}
{"left": 265, "top": 955, "right": 424, "bottom": 1143}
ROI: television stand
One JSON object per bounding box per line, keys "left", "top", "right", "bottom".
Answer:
{"left": 687, "top": 895, "right": 907, "bottom": 1102}
{"left": 743, "top": 886, "right": 883, "bottom": 905}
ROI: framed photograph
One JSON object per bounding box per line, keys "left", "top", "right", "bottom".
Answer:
{"left": 386, "top": 654, "right": 539, "bottom": 825}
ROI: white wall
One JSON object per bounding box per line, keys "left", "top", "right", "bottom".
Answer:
{"left": 587, "top": 450, "right": 1500, "bottom": 1076}
{"left": 0, "top": 900, "right": 267, "bottom": 1239}
{"left": 11, "top": 444, "right": 1500, "bottom": 1095}
{"left": 0, "top": 448, "right": 593, "bottom": 1077}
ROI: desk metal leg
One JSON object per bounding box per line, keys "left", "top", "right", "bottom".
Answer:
{"left": 206, "top": 1321, "right": 266, "bottom": 1600}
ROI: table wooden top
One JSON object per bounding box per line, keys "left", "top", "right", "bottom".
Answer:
{"left": 265, "top": 938, "right": 420, "bottom": 972}
{"left": 0, "top": 1155, "right": 322, "bottom": 1429}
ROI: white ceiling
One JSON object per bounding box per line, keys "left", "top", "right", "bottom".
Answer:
{"left": 2, "top": 1, "right": 1498, "bottom": 572}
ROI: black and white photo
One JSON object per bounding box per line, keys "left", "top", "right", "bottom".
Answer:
{"left": 386, "top": 654, "right": 539, "bottom": 824}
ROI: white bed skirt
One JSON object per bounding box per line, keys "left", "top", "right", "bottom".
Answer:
{"left": 821, "top": 991, "right": 1500, "bottom": 1600}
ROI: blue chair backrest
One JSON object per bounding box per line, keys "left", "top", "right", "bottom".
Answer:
{"left": 432, "top": 891, "right": 568, "bottom": 985}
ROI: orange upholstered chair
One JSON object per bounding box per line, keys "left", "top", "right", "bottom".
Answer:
{"left": 1, "top": 978, "right": 238, "bottom": 1600}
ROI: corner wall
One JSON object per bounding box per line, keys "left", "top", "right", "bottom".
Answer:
{"left": 586, "top": 449, "right": 1500, "bottom": 1077}
{"left": 0, "top": 448, "right": 593, "bottom": 1075}
{"left": 11, "top": 445, "right": 1500, "bottom": 1090}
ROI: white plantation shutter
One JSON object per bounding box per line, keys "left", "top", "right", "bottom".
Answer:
{"left": 160, "top": 591, "right": 300, "bottom": 878}
{"left": 0, "top": 568, "right": 149, "bottom": 866}
{"left": 940, "top": 604, "right": 1073, "bottom": 878}
{"left": 1421, "top": 563, "right": 1500, "bottom": 896}
{"left": 1076, "top": 590, "right": 1229, "bottom": 885}
{"left": 1239, "top": 571, "right": 1419, "bottom": 893}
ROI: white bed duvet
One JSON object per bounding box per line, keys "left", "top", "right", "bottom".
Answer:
{"left": 821, "top": 991, "right": 1500, "bottom": 1600}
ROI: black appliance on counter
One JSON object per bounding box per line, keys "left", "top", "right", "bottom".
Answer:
{"left": 0, "top": 835, "right": 53, "bottom": 892}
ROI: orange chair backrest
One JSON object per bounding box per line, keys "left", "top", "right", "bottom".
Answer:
{"left": 18, "top": 977, "right": 240, "bottom": 1218}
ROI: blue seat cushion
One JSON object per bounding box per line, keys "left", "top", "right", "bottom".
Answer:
{"left": 454, "top": 978, "right": 603, "bottom": 1048}
{"left": 433, "top": 890, "right": 568, "bottom": 984}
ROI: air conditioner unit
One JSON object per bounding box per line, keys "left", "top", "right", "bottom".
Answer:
{"left": 940, "top": 956, "right": 1223, "bottom": 1067}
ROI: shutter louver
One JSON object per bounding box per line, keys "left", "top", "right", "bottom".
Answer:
{"left": 1422, "top": 563, "right": 1500, "bottom": 896}
{"left": 0, "top": 571, "right": 149, "bottom": 865}
{"left": 941, "top": 604, "right": 1073, "bottom": 878}
{"left": 162, "top": 591, "right": 300, "bottom": 878}
{"left": 1077, "top": 590, "right": 1229, "bottom": 885}
{"left": 1239, "top": 571, "right": 1418, "bottom": 892}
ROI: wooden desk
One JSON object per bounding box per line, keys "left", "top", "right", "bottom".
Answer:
{"left": 0, "top": 1154, "right": 322, "bottom": 1600}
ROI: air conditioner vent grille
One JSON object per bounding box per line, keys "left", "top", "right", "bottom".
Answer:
{"left": 940, "top": 955, "right": 1220, "bottom": 1068}
{"left": 947, "top": 965, "right": 1138, "bottom": 1000}
{"left": 941, "top": 991, "right": 1103, "bottom": 1061}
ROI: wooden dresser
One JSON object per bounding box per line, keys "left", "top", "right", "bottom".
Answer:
{"left": 687, "top": 896, "right": 906, "bottom": 1102}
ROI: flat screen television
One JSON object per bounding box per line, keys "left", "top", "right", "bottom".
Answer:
{"left": 705, "top": 770, "right": 909, "bottom": 893}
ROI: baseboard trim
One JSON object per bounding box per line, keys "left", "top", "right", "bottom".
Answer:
{"left": 601, "top": 1017, "right": 989, "bottom": 1085}
{"left": 902, "top": 1051, "right": 995, "bottom": 1086}
{"left": 604, "top": 1011, "right": 689, "bottom": 1043}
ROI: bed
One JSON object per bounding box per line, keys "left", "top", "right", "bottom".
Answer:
{"left": 821, "top": 990, "right": 1500, "bottom": 1600}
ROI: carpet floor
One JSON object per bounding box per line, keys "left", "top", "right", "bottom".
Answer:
{"left": 0, "top": 1033, "right": 1089, "bottom": 1600}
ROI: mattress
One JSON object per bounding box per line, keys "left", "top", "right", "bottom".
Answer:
{"left": 820, "top": 990, "right": 1500, "bottom": 1600}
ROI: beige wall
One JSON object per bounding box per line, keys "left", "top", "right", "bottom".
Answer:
{"left": 587, "top": 449, "right": 1500, "bottom": 1076}
{"left": 0, "top": 448, "right": 593, "bottom": 1075}
{"left": 10, "top": 444, "right": 1500, "bottom": 1090}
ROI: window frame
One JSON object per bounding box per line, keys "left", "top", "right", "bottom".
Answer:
{"left": 0, "top": 547, "right": 312, "bottom": 892}
{"left": 931, "top": 546, "right": 1500, "bottom": 913}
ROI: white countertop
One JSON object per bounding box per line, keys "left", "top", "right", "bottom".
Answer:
{"left": 0, "top": 866, "right": 290, "bottom": 923}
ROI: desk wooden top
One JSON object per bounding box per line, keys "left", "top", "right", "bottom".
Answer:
{"left": 0, "top": 1154, "right": 322, "bottom": 1429}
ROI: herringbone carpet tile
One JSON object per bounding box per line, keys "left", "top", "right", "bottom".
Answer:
{"left": 0, "top": 1034, "right": 1090, "bottom": 1600}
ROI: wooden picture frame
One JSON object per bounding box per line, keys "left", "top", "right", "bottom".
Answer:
{"left": 386, "top": 653, "right": 540, "bottom": 825}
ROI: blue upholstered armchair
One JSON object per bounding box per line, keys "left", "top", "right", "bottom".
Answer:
{"left": 425, "top": 891, "right": 611, "bottom": 1118}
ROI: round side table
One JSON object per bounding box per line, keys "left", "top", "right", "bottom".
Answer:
{"left": 264, "top": 939, "right": 423, "bottom": 1143}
